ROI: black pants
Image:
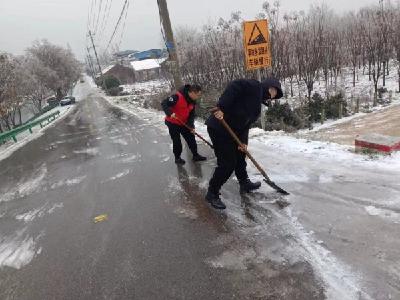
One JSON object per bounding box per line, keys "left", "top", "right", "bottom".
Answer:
{"left": 166, "top": 121, "right": 198, "bottom": 158}
{"left": 208, "top": 127, "right": 249, "bottom": 193}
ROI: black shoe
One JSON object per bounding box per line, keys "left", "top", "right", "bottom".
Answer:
{"left": 205, "top": 190, "right": 226, "bottom": 210}
{"left": 239, "top": 179, "right": 261, "bottom": 193}
{"left": 175, "top": 157, "right": 186, "bottom": 165}
{"left": 192, "top": 154, "right": 207, "bottom": 162}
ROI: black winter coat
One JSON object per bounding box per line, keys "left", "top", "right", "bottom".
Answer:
{"left": 206, "top": 79, "right": 264, "bottom": 140}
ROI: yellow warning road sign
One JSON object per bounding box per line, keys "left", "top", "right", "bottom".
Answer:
{"left": 243, "top": 19, "right": 271, "bottom": 70}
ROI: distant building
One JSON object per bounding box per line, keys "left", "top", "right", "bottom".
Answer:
{"left": 128, "top": 49, "right": 167, "bottom": 61}
{"left": 100, "top": 64, "right": 135, "bottom": 84}
{"left": 130, "top": 58, "right": 167, "bottom": 81}
{"left": 114, "top": 50, "right": 138, "bottom": 59}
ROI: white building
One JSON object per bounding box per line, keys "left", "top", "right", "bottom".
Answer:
{"left": 130, "top": 58, "right": 167, "bottom": 82}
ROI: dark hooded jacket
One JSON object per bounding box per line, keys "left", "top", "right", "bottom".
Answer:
{"left": 205, "top": 78, "right": 282, "bottom": 139}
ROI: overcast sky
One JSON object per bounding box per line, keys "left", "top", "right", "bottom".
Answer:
{"left": 0, "top": 0, "right": 378, "bottom": 61}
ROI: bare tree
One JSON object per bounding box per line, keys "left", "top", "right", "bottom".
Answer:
{"left": 392, "top": 4, "right": 400, "bottom": 92}
{"left": 27, "top": 40, "right": 81, "bottom": 99}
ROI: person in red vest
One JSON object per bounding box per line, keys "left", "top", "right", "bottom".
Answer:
{"left": 162, "top": 84, "right": 207, "bottom": 164}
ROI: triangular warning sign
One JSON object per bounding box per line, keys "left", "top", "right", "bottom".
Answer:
{"left": 248, "top": 23, "right": 267, "bottom": 46}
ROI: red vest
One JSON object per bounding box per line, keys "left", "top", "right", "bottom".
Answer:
{"left": 165, "top": 91, "right": 194, "bottom": 125}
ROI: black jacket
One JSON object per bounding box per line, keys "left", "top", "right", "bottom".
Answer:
{"left": 161, "top": 85, "right": 196, "bottom": 127}
{"left": 206, "top": 78, "right": 283, "bottom": 140}
{"left": 206, "top": 79, "right": 262, "bottom": 141}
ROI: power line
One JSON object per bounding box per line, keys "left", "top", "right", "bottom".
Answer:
{"left": 91, "top": 0, "right": 98, "bottom": 31}
{"left": 98, "top": 0, "right": 113, "bottom": 46}
{"left": 94, "top": 0, "right": 104, "bottom": 35}
{"left": 99, "top": 0, "right": 112, "bottom": 40}
{"left": 104, "top": 0, "right": 129, "bottom": 53}
{"left": 88, "top": 30, "right": 105, "bottom": 88}
{"left": 116, "top": 0, "right": 130, "bottom": 51}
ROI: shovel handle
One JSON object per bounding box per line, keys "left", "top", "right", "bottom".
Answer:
{"left": 172, "top": 115, "right": 214, "bottom": 149}
{"left": 218, "top": 118, "right": 271, "bottom": 181}
{"left": 215, "top": 113, "right": 289, "bottom": 195}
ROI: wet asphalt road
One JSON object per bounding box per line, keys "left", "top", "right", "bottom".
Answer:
{"left": 2, "top": 81, "right": 400, "bottom": 300}
{"left": 0, "top": 92, "right": 325, "bottom": 299}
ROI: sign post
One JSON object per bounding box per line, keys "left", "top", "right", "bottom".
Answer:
{"left": 243, "top": 19, "right": 271, "bottom": 130}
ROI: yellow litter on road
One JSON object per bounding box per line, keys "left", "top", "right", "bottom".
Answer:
{"left": 94, "top": 214, "right": 108, "bottom": 223}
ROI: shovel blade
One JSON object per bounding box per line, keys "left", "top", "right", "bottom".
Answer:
{"left": 263, "top": 179, "right": 290, "bottom": 195}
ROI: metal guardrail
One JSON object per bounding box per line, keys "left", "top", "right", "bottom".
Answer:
{"left": 0, "top": 110, "right": 60, "bottom": 144}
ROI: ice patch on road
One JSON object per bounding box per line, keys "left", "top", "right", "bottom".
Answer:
{"left": 16, "top": 205, "right": 47, "bottom": 222}
{"left": 286, "top": 208, "right": 373, "bottom": 300}
{"left": 103, "top": 169, "right": 131, "bottom": 182}
{"left": 365, "top": 206, "right": 381, "bottom": 216}
{"left": 112, "top": 138, "right": 129, "bottom": 146}
{"left": 47, "top": 203, "right": 64, "bottom": 214}
{"left": 0, "top": 228, "right": 41, "bottom": 269}
{"left": 51, "top": 175, "right": 86, "bottom": 189}
{"left": 174, "top": 206, "right": 198, "bottom": 220}
{"left": 167, "top": 177, "right": 184, "bottom": 193}
{"left": 73, "top": 147, "right": 99, "bottom": 156}
{"left": 319, "top": 174, "right": 333, "bottom": 183}
{"left": 365, "top": 206, "right": 400, "bottom": 223}
{"left": 120, "top": 154, "right": 141, "bottom": 163}
{"left": 207, "top": 248, "right": 256, "bottom": 270}
{"left": 0, "top": 164, "right": 47, "bottom": 203}
{"left": 269, "top": 172, "right": 310, "bottom": 184}
{"left": 198, "top": 180, "right": 208, "bottom": 190}
{"left": 159, "top": 154, "right": 170, "bottom": 162}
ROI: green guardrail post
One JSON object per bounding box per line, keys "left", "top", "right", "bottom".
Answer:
{"left": 0, "top": 110, "right": 61, "bottom": 144}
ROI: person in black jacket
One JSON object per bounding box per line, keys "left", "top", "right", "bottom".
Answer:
{"left": 161, "top": 84, "right": 207, "bottom": 165}
{"left": 205, "top": 78, "right": 283, "bottom": 209}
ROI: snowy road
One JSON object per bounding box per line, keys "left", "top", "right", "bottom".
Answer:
{"left": 0, "top": 81, "right": 399, "bottom": 299}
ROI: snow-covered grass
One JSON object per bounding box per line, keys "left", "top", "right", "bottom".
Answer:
{"left": 247, "top": 128, "right": 400, "bottom": 172}
{"left": 278, "top": 61, "right": 400, "bottom": 133}
{"left": 119, "top": 79, "right": 170, "bottom": 106}
{"left": 283, "top": 60, "right": 400, "bottom": 106}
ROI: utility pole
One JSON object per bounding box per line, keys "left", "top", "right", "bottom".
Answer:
{"left": 256, "top": 69, "right": 266, "bottom": 130}
{"left": 88, "top": 30, "right": 105, "bottom": 88}
{"left": 157, "top": 0, "right": 183, "bottom": 89}
{"left": 86, "top": 48, "right": 96, "bottom": 79}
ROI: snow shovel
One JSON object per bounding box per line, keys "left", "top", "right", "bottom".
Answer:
{"left": 172, "top": 115, "right": 214, "bottom": 149}
{"left": 217, "top": 117, "right": 289, "bottom": 196}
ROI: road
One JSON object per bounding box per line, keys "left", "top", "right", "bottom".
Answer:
{"left": 0, "top": 82, "right": 399, "bottom": 299}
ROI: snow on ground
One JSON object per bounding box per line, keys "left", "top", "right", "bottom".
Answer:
{"left": 119, "top": 79, "right": 170, "bottom": 106}
{"left": 283, "top": 60, "right": 400, "bottom": 107}
{"left": 299, "top": 101, "right": 400, "bottom": 133}
{"left": 248, "top": 128, "right": 400, "bottom": 171}
{"left": 280, "top": 60, "right": 400, "bottom": 134}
